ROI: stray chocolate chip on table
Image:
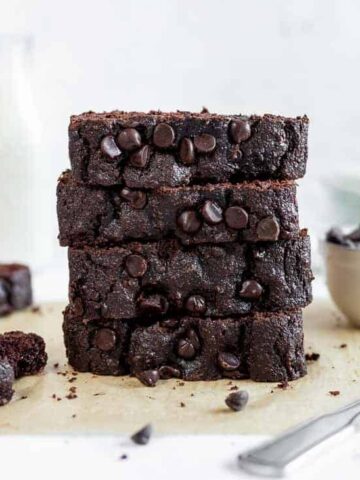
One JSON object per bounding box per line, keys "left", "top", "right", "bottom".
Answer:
{"left": 131, "top": 424, "right": 153, "bottom": 445}
{"left": 225, "top": 390, "right": 249, "bottom": 412}
{"left": 136, "top": 369, "right": 159, "bottom": 387}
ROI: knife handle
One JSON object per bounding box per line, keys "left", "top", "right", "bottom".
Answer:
{"left": 238, "top": 400, "right": 360, "bottom": 477}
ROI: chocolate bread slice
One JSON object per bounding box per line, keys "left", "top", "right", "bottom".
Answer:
{"left": 67, "top": 233, "right": 312, "bottom": 320}
{"left": 63, "top": 307, "right": 306, "bottom": 383}
{"left": 69, "top": 111, "right": 308, "bottom": 187}
{"left": 57, "top": 171, "right": 299, "bottom": 247}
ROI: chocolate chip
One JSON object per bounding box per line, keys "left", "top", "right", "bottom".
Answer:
{"left": 117, "top": 128, "right": 142, "bottom": 151}
{"left": 177, "top": 339, "right": 196, "bottom": 360}
{"left": 186, "top": 329, "right": 200, "bottom": 351}
{"left": 159, "top": 366, "right": 181, "bottom": 379}
{"left": 100, "top": 135, "right": 121, "bottom": 158}
{"left": 224, "top": 206, "right": 249, "bottom": 230}
{"left": 94, "top": 328, "right": 116, "bottom": 351}
{"left": 193, "top": 133, "right": 216, "bottom": 153}
{"left": 138, "top": 294, "right": 169, "bottom": 315}
{"left": 177, "top": 210, "right": 201, "bottom": 233}
{"left": 239, "top": 280, "right": 263, "bottom": 299}
{"left": 153, "top": 123, "right": 175, "bottom": 148}
{"left": 0, "top": 360, "right": 14, "bottom": 406}
{"left": 218, "top": 352, "right": 240, "bottom": 371}
{"left": 201, "top": 201, "right": 223, "bottom": 225}
{"left": 129, "top": 145, "right": 150, "bottom": 168}
{"left": 120, "top": 187, "right": 147, "bottom": 209}
{"left": 230, "top": 120, "right": 251, "bottom": 143}
{"left": 225, "top": 390, "right": 249, "bottom": 412}
{"left": 179, "top": 138, "right": 195, "bottom": 165}
{"left": 256, "top": 216, "right": 280, "bottom": 241}
{"left": 185, "top": 295, "right": 207, "bottom": 315}
{"left": 125, "top": 254, "right": 148, "bottom": 278}
{"left": 131, "top": 424, "right": 153, "bottom": 445}
{"left": 136, "top": 370, "right": 159, "bottom": 387}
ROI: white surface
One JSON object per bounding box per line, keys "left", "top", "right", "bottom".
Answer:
{"left": 1, "top": 432, "right": 360, "bottom": 480}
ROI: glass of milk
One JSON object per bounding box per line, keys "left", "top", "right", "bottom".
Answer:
{"left": 0, "top": 34, "right": 52, "bottom": 268}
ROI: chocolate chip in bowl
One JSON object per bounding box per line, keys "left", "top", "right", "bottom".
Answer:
{"left": 325, "top": 225, "right": 360, "bottom": 327}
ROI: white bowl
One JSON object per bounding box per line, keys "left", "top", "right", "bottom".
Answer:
{"left": 325, "top": 242, "right": 360, "bottom": 327}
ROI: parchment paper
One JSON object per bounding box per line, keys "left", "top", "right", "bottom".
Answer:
{"left": 0, "top": 299, "right": 358, "bottom": 435}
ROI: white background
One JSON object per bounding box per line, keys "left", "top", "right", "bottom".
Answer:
{"left": 1, "top": 0, "right": 360, "bottom": 292}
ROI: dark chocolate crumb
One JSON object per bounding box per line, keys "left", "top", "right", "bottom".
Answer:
{"left": 225, "top": 390, "right": 249, "bottom": 412}
{"left": 53, "top": 363, "right": 59, "bottom": 369}
{"left": 340, "top": 344, "right": 347, "bottom": 349}
{"left": 93, "top": 392, "right": 106, "bottom": 396}
{"left": 277, "top": 381, "right": 289, "bottom": 390}
{"left": 180, "top": 402, "right": 186, "bottom": 408}
{"left": 31, "top": 306, "right": 41, "bottom": 314}
{"left": 72, "top": 414, "right": 76, "bottom": 418}
{"left": 178, "top": 382, "right": 185, "bottom": 386}
{"left": 230, "top": 385, "right": 239, "bottom": 391}
{"left": 131, "top": 424, "right": 153, "bottom": 445}
{"left": 190, "top": 393, "right": 194, "bottom": 397}
{"left": 305, "top": 352, "right": 320, "bottom": 362}
{"left": 20, "top": 395, "right": 28, "bottom": 400}
{"left": 329, "top": 390, "right": 340, "bottom": 396}
{"left": 119, "top": 454, "right": 128, "bottom": 461}
{"left": 68, "top": 377, "right": 77, "bottom": 383}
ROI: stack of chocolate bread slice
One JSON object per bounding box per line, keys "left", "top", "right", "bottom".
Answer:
{"left": 57, "top": 111, "right": 312, "bottom": 386}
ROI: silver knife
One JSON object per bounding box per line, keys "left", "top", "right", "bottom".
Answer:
{"left": 238, "top": 399, "right": 360, "bottom": 477}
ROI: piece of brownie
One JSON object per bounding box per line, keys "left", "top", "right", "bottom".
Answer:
{"left": 0, "top": 360, "right": 15, "bottom": 405}
{"left": 63, "top": 307, "right": 306, "bottom": 383}
{"left": 69, "top": 111, "right": 308, "bottom": 187}
{"left": 0, "top": 264, "right": 32, "bottom": 316}
{"left": 57, "top": 171, "right": 299, "bottom": 247}
{"left": 0, "top": 332, "right": 47, "bottom": 378}
{"left": 67, "top": 233, "right": 312, "bottom": 320}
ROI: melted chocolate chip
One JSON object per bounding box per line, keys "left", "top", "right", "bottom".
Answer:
{"left": 129, "top": 145, "right": 150, "bottom": 168}
{"left": 177, "top": 210, "right": 202, "bottom": 234}
{"left": 218, "top": 352, "right": 240, "bottom": 371}
{"left": 201, "top": 201, "right": 223, "bottom": 225}
{"left": 230, "top": 120, "right": 251, "bottom": 143}
{"left": 131, "top": 424, "right": 153, "bottom": 444}
{"left": 153, "top": 123, "right": 175, "bottom": 148}
{"left": 93, "top": 328, "right": 116, "bottom": 351}
{"left": 179, "top": 138, "right": 195, "bottom": 165}
{"left": 186, "top": 329, "right": 200, "bottom": 351}
{"left": 138, "top": 294, "right": 169, "bottom": 315}
{"left": 193, "top": 133, "right": 216, "bottom": 153}
{"left": 256, "top": 217, "right": 280, "bottom": 241}
{"left": 159, "top": 365, "right": 181, "bottom": 379}
{"left": 125, "top": 254, "right": 148, "bottom": 278}
{"left": 177, "top": 339, "right": 196, "bottom": 360}
{"left": 224, "top": 206, "right": 249, "bottom": 230}
{"left": 185, "top": 295, "right": 207, "bottom": 315}
{"left": 120, "top": 187, "right": 147, "bottom": 209}
{"left": 117, "top": 128, "right": 142, "bottom": 151}
{"left": 136, "top": 370, "right": 159, "bottom": 387}
{"left": 239, "top": 280, "right": 263, "bottom": 299}
{"left": 225, "top": 390, "right": 249, "bottom": 412}
{"left": 100, "top": 135, "right": 121, "bottom": 158}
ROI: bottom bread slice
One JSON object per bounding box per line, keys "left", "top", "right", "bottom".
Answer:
{"left": 63, "top": 308, "right": 306, "bottom": 383}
